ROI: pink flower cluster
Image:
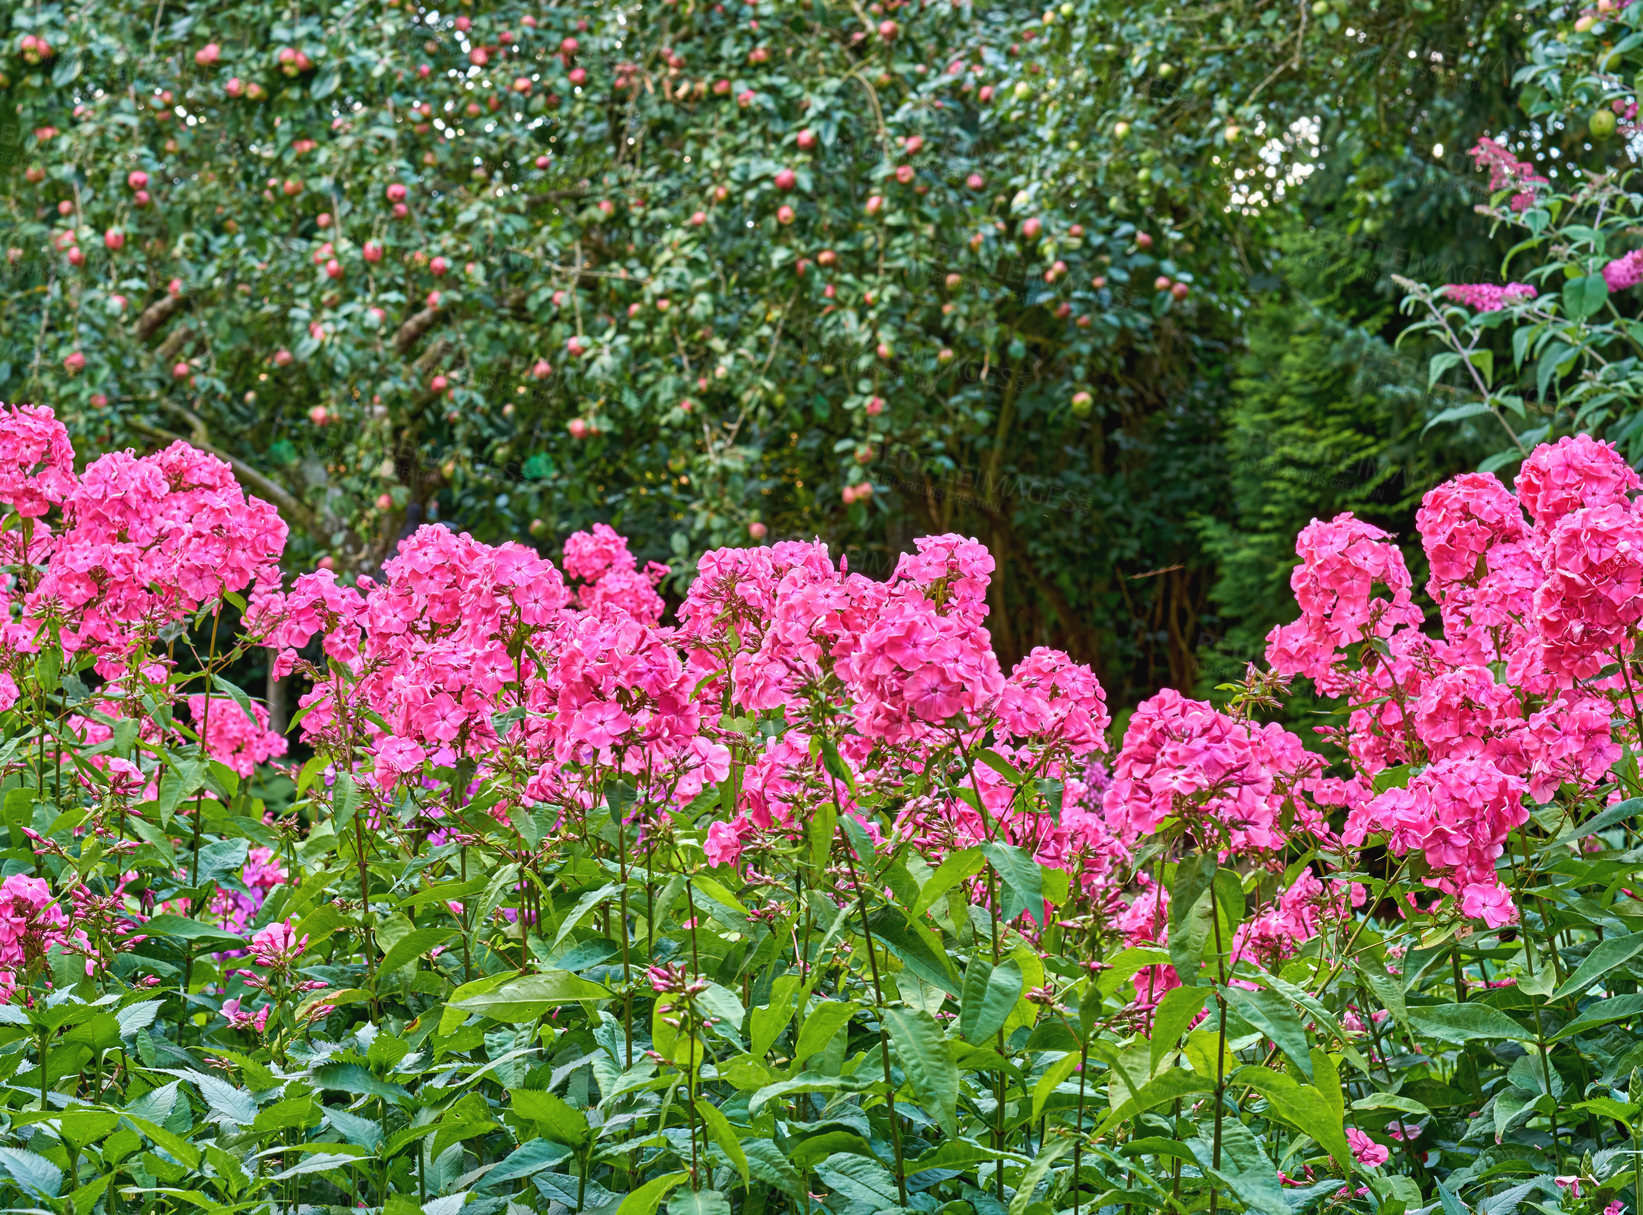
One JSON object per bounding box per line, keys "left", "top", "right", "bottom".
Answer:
{"left": 1441, "top": 282, "right": 1537, "bottom": 311}
{"left": 1103, "top": 688, "right": 1320, "bottom": 852}
{"left": 1263, "top": 434, "right": 1643, "bottom": 918}
{"left": 187, "top": 695, "right": 289, "bottom": 778}
{"left": 1468, "top": 136, "right": 1549, "bottom": 213}
{"left": 0, "top": 875, "right": 85, "bottom": 1003}
{"left": 1603, "top": 250, "right": 1643, "bottom": 292}
{"left": 0, "top": 406, "right": 287, "bottom": 678}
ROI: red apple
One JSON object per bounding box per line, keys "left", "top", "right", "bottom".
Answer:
{"left": 748, "top": 521, "right": 768, "bottom": 539}
{"left": 1136, "top": 232, "right": 1153, "bottom": 249}
{"left": 777, "top": 204, "right": 795, "bottom": 225}
{"left": 172, "top": 361, "right": 191, "bottom": 379}
{"left": 568, "top": 417, "right": 591, "bottom": 438}
{"left": 363, "top": 241, "right": 383, "bottom": 263}
{"left": 195, "top": 42, "right": 221, "bottom": 66}
{"left": 430, "top": 374, "right": 449, "bottom": 392}
{"left": 273, "top": 348, "right": 294, "bottom": 366}
{"left": 386, "top": 183, "right": 408, "bottom": 203}
{"left": 430, "top": 256, "right": 449, "bottom": 276}
{"left": 1021, "top": 217, "right": 1042, "bottom": 239}
{"left": 309, "top": 405, "right": 329, "bottom": 425}
{"left": 127, "top": 170, "right": 148, "bottom": 190}
{"left": 775, "top": 167, "right": 796, "bottom": 191}
{"left": 866, "top": 194, "right": 885, "bottom": 216}
{"left": 532, "top": 360, "right": 552, "bottom": 378}
{"left": 63, "top": 351, "right": 85, "bottom": 374}
{"left": 866, "top": 395, "right": 885, "bottom": 415}
{"left": 325, "top": 258, "right": 342, "bottom": 279}
{"left": 1171, "top": 281, "right": 1189, "bottom": 300}
{"left": 797, "top": 128, "right": 817, "bottom": 150}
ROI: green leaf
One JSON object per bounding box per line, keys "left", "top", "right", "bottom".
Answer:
{"left": 959, "top": 956, "right": 1024, "bottom": 1043}
{"left": 1223, "top": 985, "right": 1313, "bottom": 1079}
{"left": 747, "top": 1071, "right": 877, "bottom": 1116}
{"left": 488, "top": 1138, "right": 573, "bottom": 1184}
{"left": 743, "top": 1139, "right": 805, "bottom": 1200}
{"left": 1168, "top": 854, "right": 1217, "bottom": 985}
{"left": 749, "top": 974, "right": 801, "bottom": 1058}
{"left": 138, "top": 914, "right": 246, "bottom": 949}
{"left": 981, "top": 842, "right": 1046, "bottom": 926}
{"left": 325, "top": 1106, "right": 384, "bottom": 1152}
{"left": 1007, "top": 1139, "right": 1070, "bottom": 1215}
{"left": 122, "top": 1114, "right": 201, "bottom": 1169}
{"left": 668, "top": 1192, "right": 732, "bottom": 1215}
{"left": 1427, "top": 350, "right": 1461, "bottom": 389}
{"left": 1188, "top": 1121, "right": 1290, "bottom": 1215}
{"left": 1031, "top": 1052, "right": 1081, "bottom": 1121}
{"left": 909, "top": 1138, "right": 1030, "bottom": 1173}
{"left": 1409, "top": 1003, "right": 1533, "bottom": 1043}
{"left": 865, "top": 906, "right": 960, "bottom": 995}
{"left": 883, "top": 1005, "right": 959, "bottom": 1136}
{"left": 1546, "top": 798, "right": 1641, "bottom": 852}
{"left": 510, "top": 1089, "right": 590, "bottom": 1148}
{"left": 1094, "top": 1068, "right": 1210, "bottom": 1137}
{"left": 310, "top": 1063, "right": 412, "bottom": 1103}
{"left": 193, "top": 1072, "right": 258, "bottom": 1127}
{"left": 311, "top": 61, "right": 342, "bottom": 99}
{"left": 618, "top": 1169, "right": 689, "bottom": 1215}
{"left": 456, "top": 971, "right": 612, "bottom": 1022}
{"left": 807, "top": 799, "right": 837, "bottom": 874}
{"left": 0, "top": 1147, "right": 62, "bottom": 1199}
{"left": 815, "top": 1153, "right": 900, "bottom": 1207}
{"left": 695, "top": 1099, "right": 749, "bottom": 1189}
{"left": 911, "top": 846, "right": 984, "bottom": 917}
{"left": 547, "top": 882, "right": 625, "bottom": 955}
{"left": 1551, "top": 992, "right": 1643, "bottom": 1041}
{"left": 378, "top": 926, "right": 457, "bottom": 976}
{"left": 1233, "top": 1065, "right": 1350, "bottom": 1168}
{"left": 1355, "top": 958, "right": 1409, "bottom": 1035}
{"left": 332, "top": 770, "right": 361, "bottom": 834}
{"left": 1551, "top": 931, "right": 1643, "bottom": 1000}
{"left": 793, "top": 1001, "right": 857, "bottom": 1069}
{"left": 1149, "top": 985, "right": 1210, "bottom": 1072}
{"left": 1564, "top": 273, "right": 1609, "bottom": 320}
